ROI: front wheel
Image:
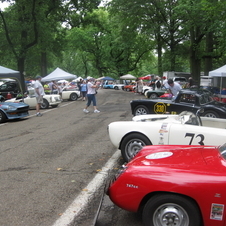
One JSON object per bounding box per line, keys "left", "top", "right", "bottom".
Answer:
{"left": 41, "top": 99, "right": 49, "bottom": 109}
{"left": 202, "top": 110, "right": 219, "bottom": 118}
{"left": 121, "top": 133, "right": 151, "bottom": 162}
{"left": 0, "top": 110, "right": 6, "bottom": 123}
{"left": 143, "top": 194, "right": 202, "bottom": 226}
{"left": 69, "top": 93, "right": 78, "bottom": 101}
{"left": 134, "top": 105, "right": 149, "bottom": 115}
{"left": 114, "top": 86, "right": 119, "bottom": 90}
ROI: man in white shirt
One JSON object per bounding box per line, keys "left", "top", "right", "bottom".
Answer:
{"left": 167, "top": 79, "right": 182, "bottom": 97}
{"left": 34, "top": 75, "right": 45, "bottom": 116}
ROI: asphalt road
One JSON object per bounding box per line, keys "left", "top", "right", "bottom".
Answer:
{"left": 0, "top": 89, "right": 144, "bottom": 226}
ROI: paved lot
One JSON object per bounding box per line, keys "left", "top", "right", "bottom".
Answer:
{"left": 0, "top": 89, "right": 143, "bottom": 226}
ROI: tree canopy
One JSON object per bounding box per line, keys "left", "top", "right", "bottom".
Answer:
{"left": 0, "top": 0, "right": 226, "bottom": 81}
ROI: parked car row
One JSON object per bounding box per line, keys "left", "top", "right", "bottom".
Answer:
{"left": 106, "top": 88, "right": 226, "bottom": 226}
{"left": 107, "top": 111, "right": 226, "bottom": 226}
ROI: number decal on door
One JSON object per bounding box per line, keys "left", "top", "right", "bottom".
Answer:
{"left": 185, "top": 133, "right": 205, "bottom": 145}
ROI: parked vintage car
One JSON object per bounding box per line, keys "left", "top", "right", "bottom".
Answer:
{"left": 108, "top": 110, "right": 226, "bottom": 162}
{"left": 6, "top": 93, "right": 61, "bottom": 109}
{"left": 61, "top": 87, "right": 80, "bottom": 101}
{"left": 0, "top": 102, "right": 29, "bottom": 123}
{"left": 113, "top": 84, "right": 124, "bottom": 90}
{"left": 107, "top": 143, "right": 226, "bottom": 226}
{"left": 145, "top": 87, "right": 167, "bottom": 98}
{"left": 123, "top": 82, "right": 136, "bottom": 92}
{"left": 131, "top": 89, "right": 226, "bottom": 118}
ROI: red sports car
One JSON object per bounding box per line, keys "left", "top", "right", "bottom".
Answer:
{"left": 107, "top": 144, "right": 226, "bottom": 226}
{"left": 123, "top": 82, "right": 136, "bottom": 92}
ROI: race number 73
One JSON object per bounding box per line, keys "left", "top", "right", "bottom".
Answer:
{"left": 185, "top": 133, "right": 205, "bottom": 145}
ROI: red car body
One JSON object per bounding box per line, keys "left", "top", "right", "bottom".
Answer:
{"left": 107, "top": 144, "right": 226, "bottom": 226}
{"left": 123, "top": 82, "right": 136, "bottom": 92}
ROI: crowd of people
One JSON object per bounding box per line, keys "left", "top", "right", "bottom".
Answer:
{"left": 33, "top": 74, "right": 195, "bottom": 117}
{"left": 135, "top": 75, "right": 195, "bottom": 98}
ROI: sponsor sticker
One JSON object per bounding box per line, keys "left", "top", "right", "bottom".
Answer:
{"left": 146, "top": 152, "right": 173, "bottom": 160}
{"left": 210, "top": 203, "right": 224, "bottom": 221}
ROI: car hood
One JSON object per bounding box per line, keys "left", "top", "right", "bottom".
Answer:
{"left": 131, "top": 145, "right": 219, "bottom": 167}
{"left": 0, "top": 102, "right": 28, "bottom": 108}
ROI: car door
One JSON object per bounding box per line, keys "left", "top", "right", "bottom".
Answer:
{"left": 168, "top": 123, "right": 226, "bottom": 146}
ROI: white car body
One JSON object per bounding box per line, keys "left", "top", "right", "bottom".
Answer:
{"left": 108, "top": 111, "right": 226, "bottom": 162}
{"left": 113, "top": 84, "right": 125, "bottom": 90}
{"left": 61, "top": 87, "right": 80, "bottom": 101}
{"left": 142, "top": 85, "right": 152, "bottom": 94}
{"left": 6, "top": 94, "right": 61, "bottom": 109}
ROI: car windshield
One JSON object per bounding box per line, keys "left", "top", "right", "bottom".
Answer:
{"left": 219, "top": 143, "right": 226, "bottom": 160}
{"left": 199, "top": 93, "right": 214, "bottom": 105}
{"left": 178, "top": 111, "right": 200, "bottom": 125}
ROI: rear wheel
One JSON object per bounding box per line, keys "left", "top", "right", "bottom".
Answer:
{"left": 143, "top": 194, "right": 202, "bottom": 226}
{"left": 41, "top": 99, "right": 49, "bottom": 109}
{"left": 202, "top": 110, "right": 219, "bottom": 118}
{"left": 134, "top": 105, "right": 149, "bottom": 115}
{"left": 150, "top": 93, "right": 158, "bottom": 98}
{"left": 0, "top": 110, "right": 7, "bottom": 123}
{"left": 114, "top": 86, "right": 119, "bottom": 90}
{"left": 121, "top": 133, "right": 151, "bottom": 162}
{"left": 70, "top": 93, "right": 78, "bottom": 101}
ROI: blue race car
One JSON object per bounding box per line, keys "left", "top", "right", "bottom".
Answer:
{"left": 0, "top": 102, "right": 29, "bottom": 123}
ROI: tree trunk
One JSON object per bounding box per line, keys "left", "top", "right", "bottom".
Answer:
{"left": 40, "top": 52, "right": 48, "bottom": 77}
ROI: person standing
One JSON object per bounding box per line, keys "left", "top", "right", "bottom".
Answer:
{"left": 83, "top": 77, "right": 100, "bottom": 113}
{"left": 167, "top": 78, "right": 182, "bottom": 98}
{"left": 80, "top": 80, "right": 87, "bottom": 101}
{"left": 34, "top": 75, "right": 45, "bottom": 116}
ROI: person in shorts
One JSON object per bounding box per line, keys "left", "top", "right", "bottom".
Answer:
{"left": 34, "top": 75, "right": 45, "bottom": 116}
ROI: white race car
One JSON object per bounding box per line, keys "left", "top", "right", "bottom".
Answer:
{"left": 6, "top": 93, "right": 62, "bottom": 109}
{"left": 61, "top": 87, "right": 81, "bottom": 101}
{"left": 108, "top": 110, "right": 226, "bottom": 162}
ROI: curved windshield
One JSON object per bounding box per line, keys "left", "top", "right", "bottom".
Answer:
{"left": 219, "top": 144, "right": 226, "bottom": 160}
{"left": 199, "top": 93, "right": 214, "bottom": 105}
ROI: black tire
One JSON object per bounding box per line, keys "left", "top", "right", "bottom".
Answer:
{"left": 126, "top": 88, "right": 130, "bottom": 92}
{"left": 69, "top": 93, "right": 78, "bottom": 101}
{"left": 121, "top": 133, "right": 151, "bottom": 162}
{"left": 202, "top": 110, "right": 219, "bottom": 118}
{"left": 150, "top": 93, "right": 158, "bottom": 98}
{"left": 0, "top": 110, "right": 7, "bottom": 123}
{"left": 134, "top": 105, "right": 150, "bottom": 115}
{"left": 114, "top": 86, "right": 119, "bottom": 90}
{"left": 143, "top": 194, "right": 202, "bottom": 226}
{"left": 41, "top": 99, "right": 49, "bottom": 109}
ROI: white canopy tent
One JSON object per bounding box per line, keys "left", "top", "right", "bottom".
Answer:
{"left": 209, "top": 65, "right": 226, "bottom": 95}
{"left": 41, "top": 67, "right": 77, "bottom": 82}
{"left": 209, "top": 65, "right": 226, "bottom": 77}
{"left": 0, "top": 65, "right": 26, "bottom": 93}
{"left": 120, "top": 74, "right": 136, "bottom": 80}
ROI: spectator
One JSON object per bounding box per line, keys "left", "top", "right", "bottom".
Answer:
{"left": 51, "top": 81, "right": 58, "bottom": 94}
{"left": 34, "top": 75, "right": 45, "bottom": 117}
{"left": 162, "top": 76, "right": 169, "bottom": 89}
{"left": 149, "top": 75, "right": 156, "bottom": 90}
{"left": 155, "top": 76, "right": 162, "bottom": 90}
{"left": 83, "top": 77, "right": 100, "bottom": 113}
{"left": 80, "top": 80, "right": 87, "bottom": 101}
{"left": 167, "top": 79, "right": 182, "bottom": 97}
{"left": 136, "top": 78, "right": 143, "bottom": 94}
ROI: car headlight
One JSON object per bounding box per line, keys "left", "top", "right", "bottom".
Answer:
{"left": 0, "top": 105, "right": 17, "bottom": 111}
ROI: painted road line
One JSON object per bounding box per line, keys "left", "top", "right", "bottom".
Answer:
{"left": 52, "top": 150, "right": 121, "bottom": 226}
